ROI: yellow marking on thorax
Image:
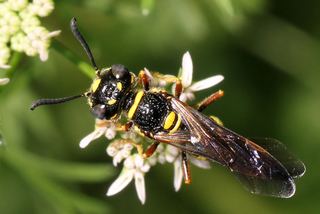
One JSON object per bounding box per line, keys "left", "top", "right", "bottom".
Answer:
{"left": 117, "top": 82, "right": 122, "bottom": 91}
{"left": 169, "top": 114, "right": 181, "bottom": 134}
{"left": 128, "top": 90, "right": 144, "bottom": 119}
{"left": 163, "top": 111, "right": 176, "bottom": 130}
{"left": 107, "top": 99, "right": 117, "bottom": 105}
{"left": 91, "top": 78, "right": 101, "bottom": 92}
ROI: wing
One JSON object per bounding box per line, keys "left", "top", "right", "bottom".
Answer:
{"left": 249, "top": 137, "right": 305, "bottom": 178}
{"left": 154, "top": 97, "right": 305, "bottom": 198}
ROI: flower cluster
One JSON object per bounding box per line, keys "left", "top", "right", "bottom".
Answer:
{"left": 80, "top": 52, "right": 224, "bottom": 204}
{"left": 0, "top": 0, "right": 60, "bottom": 82}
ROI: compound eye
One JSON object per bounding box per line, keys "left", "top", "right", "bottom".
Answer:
{"left": 111, "top": 64, "right": 130, "bottom": 80}
{"left": 90, "top": 104, "right": 106, "bottom": 119}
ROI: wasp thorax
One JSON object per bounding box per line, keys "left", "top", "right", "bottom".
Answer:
{"left": 88, "top": 64, "right": 135, "bottom": 119}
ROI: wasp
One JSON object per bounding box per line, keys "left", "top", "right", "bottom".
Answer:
{"left": 31, "top": 18, "right": 305, "bottom": 198}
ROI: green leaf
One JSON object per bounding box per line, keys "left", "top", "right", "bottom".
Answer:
{"left": 52, "top": 40, "right": 95, "bottom": 79}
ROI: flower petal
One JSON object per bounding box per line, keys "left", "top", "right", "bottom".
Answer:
{"left": 173, "top": 156, "right": 183, "bottom": 192}
{"left": 181, "top": 51, "right": 193, "bottom": 87}
{"left": 47, "top": 30, "right": 61, "bottom": 38}
{"left": 190, "top": 157, "right": 211, "bottom": 169}
{"left": 39, "top": 48, "right": 48, "bottom": 61}
{"left": 79, "top": 127, "right": 106, "bottom": 149}
{"left": 105, "top": 126, "right": 116, "bottom": 140}
{"left": 113, "top": 153, "right": 124, "bottom": 167}
{"left": 0, "top": 65, "right": 11, "bottom": 69}
{"left": 0, "top": 78, "right": 10, "bottom": 85}
{"left": 134, "top": 154, "right": 144, "bottom": 168}
{"left": 189, "top": 75, "right": 224, "bottom": 92}
{"left": 134, "top": 172, "right": 146, "bottom": 204}
{"left": 178, "top": 93, "right": 188, "bottom": 103}
{"left": 106, "top": 168, "right": 134, "bottom": 196}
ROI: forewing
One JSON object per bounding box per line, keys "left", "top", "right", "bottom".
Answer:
{"left": 154, "top": 97, "right": 299, "bottom": 198}
{"left": 249, "top": 138, "right": 306, "bottom": 178}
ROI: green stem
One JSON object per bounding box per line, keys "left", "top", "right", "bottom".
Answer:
{"left": 52, "top": 40, "right": 95, "bottom": 79}
{"left": 6, "top": 52, "right": 23, "bottom": 78}
{"left": 0, "top": 52, "right": 23, "bottom": 95}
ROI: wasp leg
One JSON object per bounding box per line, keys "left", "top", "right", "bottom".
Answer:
{"left": 174, "top": 79, "right": 183, "bottom": 98}
{"left": 150, "top": 72, "right": 182, "bottom": 97}
{"left": 139, "top": 70, "right": 151, "bottom": 91}
{"left": 182, "top": 151, "right": 192, "bottom": 184}
{"left": 196, "top": 90, "right": 224, "bottom": 112}
{"left": 143, "top": 141, "right": 160, "bottom": 158}
{"left": 116, "top": 121, "right": 133, "bottom": 131}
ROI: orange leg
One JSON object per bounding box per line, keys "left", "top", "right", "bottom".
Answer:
{"left": 182, "top": 151, "right": 192, "bottom": 184}
{"left": 174, "top": 79, "right": 183, "bottom": 98}
{"left": 143, "top": 142, "right": 160, "bottom": 158}
{"left": 116, "top": 121, "right": 133, "bottom": 131}
{"left": 139, "top": 70, "right": 150, "bottom": 91}
{"left": 196, "top": 90, "right": 224, "bottom": 112}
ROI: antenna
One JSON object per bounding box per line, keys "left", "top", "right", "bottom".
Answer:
{"left": 30, "top": 94, "right": 84, "bottom": 110}
{"left": 70, "top": 17, "right": 98, "bottom": 71}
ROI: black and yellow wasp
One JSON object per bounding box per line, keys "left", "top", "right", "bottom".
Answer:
{"left": 31, "top": 18, "right": 305, "bottom": 198}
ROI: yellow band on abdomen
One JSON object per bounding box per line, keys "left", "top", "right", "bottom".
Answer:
{"left": 169, "top": 114, "right": 181, "bottom": 134}
{"left": 163, "top": 111, "right": 176, "bottom": 130}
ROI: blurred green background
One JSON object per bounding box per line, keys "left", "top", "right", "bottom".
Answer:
{"left": 1, "top": 0, "right": 319, "bottom": 213}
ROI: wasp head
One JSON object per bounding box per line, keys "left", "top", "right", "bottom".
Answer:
{"left": 87, "top": 64, "right": 135, "bottom": 120}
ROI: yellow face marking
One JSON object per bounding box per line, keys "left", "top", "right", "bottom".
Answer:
{"left": 163, "top": 111, "right": 176, "bottom": 130}
{"left": 128, "top": 90, "right": 144, "bottom": 119}
{"left": 117, "top": 82, "right": 122, "bottom": 91}
{"left": 169, "top": 114, "right": 181, "bottom": 134}
{"left": 107, "top": 99, "right": 117, "bottom": 105}
{"left": 91, "top": 78, "right": 101, "bottom": 92}
{"left": 87, "top": 99, "right": 93, "bottom": 107}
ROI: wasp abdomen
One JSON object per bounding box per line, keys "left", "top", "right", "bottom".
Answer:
{"left": 126, "top": 90, "right": 181, "bottom": 135}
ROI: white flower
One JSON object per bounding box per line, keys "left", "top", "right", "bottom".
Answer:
{"left": 144, "top": 144, "right": 210, "bottom": 192}
{"left": 158, "top": 145, "right": 210, "bottom": 191}
{"left": 25, "top": 26, "right": 61, "bottom": 61}
{"left": 7, "top": 0, "right": 28, "bottom": 11}
{"left": 79, "top": 119, "right": 117, "bottom": 149}
{"left": 176, "top": 51, "right": 224, "bottom": 102}
{"left": 20, "top": 15, "right": 40, "bottom": 33}
{"left": 106, "top": 140, "right": 134, "bottom": 167}
{"left": 0, "top": 0, "right": 59, "bottom": 69}
{"left": 173, "top": 155, "right": 183, "bottom": 191}
{"left": 0, "top": 77, "right": 10, "bottom": 85}
{"left": 0, "top": 8, "right": 21, "bottom": 36}
{"left": 29, "top": 0, "right": 54, "bottom": 17}
{"left": 10, "top": 32, "right": 28, "bottom": 52}
{"left": 107, "top": 154, "right": 150, "bottom": 204}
